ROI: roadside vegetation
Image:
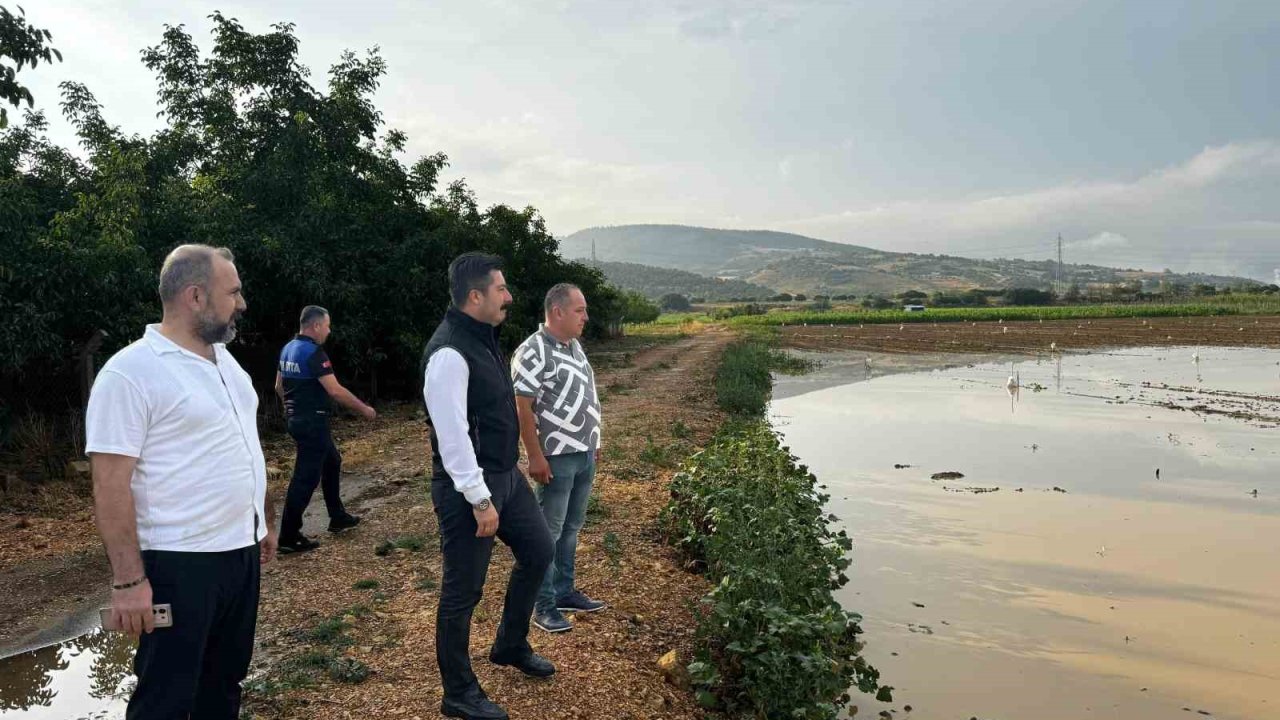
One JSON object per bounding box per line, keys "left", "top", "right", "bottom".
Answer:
{"left": 662, "top": 339, "right": 887, "bottom": 718}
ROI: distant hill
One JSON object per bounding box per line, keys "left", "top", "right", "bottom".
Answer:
{"left": 561, "top": 224, "right": 859, "bottom": 278}
{"left": 562, "top": 224, "right": 1260, "bottom": 296}
{"left": 590, "top": 261, "right": 775, "bottom": 301}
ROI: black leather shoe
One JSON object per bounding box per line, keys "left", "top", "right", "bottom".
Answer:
{"left": 277, "top": 535, "right": 320, "bottom": 555}
{"left": 327, "top": 513, "right": 361, "bottom": 533}
{"left": 441, "top": 687, "right": 508, "bottom": 720}
{"left": 489, "top": 650, "right": 556, "bottom": 678}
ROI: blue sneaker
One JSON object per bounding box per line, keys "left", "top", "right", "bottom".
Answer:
{"left": 556, "top": 590, "right": 606, "bottom": 613}
{"left": 532, "top": 607, "right": 573, "bottom": 633}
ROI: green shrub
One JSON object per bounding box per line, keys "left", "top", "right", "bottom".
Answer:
{"left": 352, "top": 578, "right": 380, "bottom": 590}
{"left": 714, "top": 341, "right": 814, "bottom": 415}
{"left": 662, "top": 420, "right": 887, "bottom": 719}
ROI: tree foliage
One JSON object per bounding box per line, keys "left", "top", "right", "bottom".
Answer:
{"left": 658, "top": 292, "right": 692, "bottom": 312}
{"left": 1, "top": 15, "right": 622, "bottom": 422}
{"left": 0, "top": 5, "right": 61, "bottom": 128}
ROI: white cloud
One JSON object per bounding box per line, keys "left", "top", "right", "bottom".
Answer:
{"left": 776, "top": 141, "right": 1280, "bottom": 279}
{"left": 1071, "top": 232, "right": 1131, "bottom": 251}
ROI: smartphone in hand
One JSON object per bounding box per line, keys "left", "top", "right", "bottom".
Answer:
{"left": 99, "top": 603, "right": 173, "bottom": 631}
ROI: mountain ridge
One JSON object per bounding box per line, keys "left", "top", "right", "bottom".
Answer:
{"left": 562, "top": 224, "right": 1261, "bottom": 296}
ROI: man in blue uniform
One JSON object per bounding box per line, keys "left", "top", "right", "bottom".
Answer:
{"left": 275, "top": 306, "right": 377, "bottom": 555}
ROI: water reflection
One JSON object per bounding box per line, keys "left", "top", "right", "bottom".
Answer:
{"left": 0, "top": 630, "right": 133, "bottom": 719}
{"left": 773, "top": 346, "right": 1280, "bottom": 720}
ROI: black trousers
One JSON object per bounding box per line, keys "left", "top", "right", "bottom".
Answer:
{"left": 280, "top": 415, "right": 346, "bottom": 541}
{"left": 127, "top": 544, "right": 260, "bottom": 720}
{"left": 430, "top": 468, "right": 554, "bottom": 698}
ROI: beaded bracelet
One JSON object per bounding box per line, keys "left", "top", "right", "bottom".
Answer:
{"left": 111, "top": 576, "right": 147, "bottom": 591}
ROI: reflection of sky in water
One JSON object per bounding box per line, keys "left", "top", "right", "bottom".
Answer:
{"left": 774, "top": 347, "right": 1280, "bottom": 720}
{"left": 774, "top": 347, "right": 1280, "bottom": 514}
{"left": 0, "top": 630, "right": 133, "bottom": 719}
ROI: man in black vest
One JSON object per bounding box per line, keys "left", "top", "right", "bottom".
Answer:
{"left": 422, "top": 253, "right": 555, "bottom": 720}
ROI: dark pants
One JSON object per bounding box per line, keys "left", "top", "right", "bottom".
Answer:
{"left": 127, "top": 544, "right": 261, "bottom": 720}
{"left": 430, "top": 468, "right": 554, "bottom": 699}
{"left": 280, "top": 415, "right": 346, "bottom": 541}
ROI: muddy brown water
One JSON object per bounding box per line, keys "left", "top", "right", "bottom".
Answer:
{"left": 773, "top": 346, "right": 1280, "bottom": 720}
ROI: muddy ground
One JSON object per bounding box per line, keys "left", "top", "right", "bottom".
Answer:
{"left": 778, "top": 314, "right": 1280, "bottom": 354}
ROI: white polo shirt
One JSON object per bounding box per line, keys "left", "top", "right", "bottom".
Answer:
{"left": 86, "top": 325, "right": 268, "bottom": 552}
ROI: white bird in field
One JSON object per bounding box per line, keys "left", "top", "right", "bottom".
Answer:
{"left": 1050, "top": 342, "right": 1057, "bottom": 352}
{"left": 1003, "top": 326, "right": 1009, "bottom": 334}
{"left": 900, "top": 324, "right": 905, "bottom": 331}
{"left": 1192, "top": 351, "right": 1200, "bottom": 365}
{"left": 1006, "top": 363, "right": 1020, "bottom": 393}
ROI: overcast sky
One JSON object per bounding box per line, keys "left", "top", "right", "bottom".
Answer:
{"left": 19, "top": 0, "right": 1280, "bottom": 280}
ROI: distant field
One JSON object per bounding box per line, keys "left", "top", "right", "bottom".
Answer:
{"left": 722, "top": 296, "right": 1280, "bottom": 327}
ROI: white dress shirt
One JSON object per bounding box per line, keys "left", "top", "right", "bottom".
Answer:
{"left": 85, "top": 325, "right": 268, "bottom": 552}
{"left": 423, "top": 348, "right": 492, "bottom": 504}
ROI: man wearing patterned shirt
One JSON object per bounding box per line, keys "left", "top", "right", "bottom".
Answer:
{"left": 511, "top": 283, "right": 607, "bottom": 633}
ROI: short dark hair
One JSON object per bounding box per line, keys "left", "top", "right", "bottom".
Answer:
{"left": 449, "top": 253, "right": 504, "bottom": 307}
{"left": 544, "top": 283, "right": 581, "bottom": 314}
{"left": 299, "top": 305, "right": 329, "bottom": 328}
{"left": 158, "top": 244, "right": 235, "bottom": 304}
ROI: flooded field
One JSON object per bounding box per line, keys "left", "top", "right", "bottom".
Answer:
{"left": 773, "top": 346, "right": 1280, "bottom": 720}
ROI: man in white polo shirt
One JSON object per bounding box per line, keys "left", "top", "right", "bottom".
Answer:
{"left": 86, "top": 244, "right": 275, "bottom": 720}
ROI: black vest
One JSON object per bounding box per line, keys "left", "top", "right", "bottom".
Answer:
{"left": 422, "top": 307, "right": 520, "bottom": 479}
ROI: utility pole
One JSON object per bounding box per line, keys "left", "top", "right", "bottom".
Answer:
{"left": 591, "top": 239, "right": 597, "bottom": 266}
{"left": 1056, "top": 233, "right": 1063, "bottom": 296}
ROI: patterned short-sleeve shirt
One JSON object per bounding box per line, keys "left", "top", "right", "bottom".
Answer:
{"left": 511, "top": 326, "right": 602, "bottom": 456}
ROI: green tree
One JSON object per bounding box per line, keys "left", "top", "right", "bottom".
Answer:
{"left": 659, "top": 292, "right": 692, "bottom": 312}
{"left": 0, "top": 5, "right": 61, "bottom": 128}
{"left": 1003, "top": 288, "right": 1053, "bottom": 306}
{"left": 620, "top": 290, "right": 659, "bottom": 323}
{"left": 1, "top": 14, "right": 626, "bottom": 436}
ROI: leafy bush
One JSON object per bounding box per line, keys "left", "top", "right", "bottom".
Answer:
{"left": 620, "top": 290, "right": 660, "bottom": 323}
{"left": 715, "top": 342, "right": 773, "bottom": 415}
{"left": 714, "top": 341, "right": 813, "bottom": 415}
{"left": 659, "top": 293, "right": 692, "bottom": 312}
{"left": 662, "top": 420, "right": 886, "bottom": 719}
{"left": 710, "top": 303, "right": 766, "bottom": 320}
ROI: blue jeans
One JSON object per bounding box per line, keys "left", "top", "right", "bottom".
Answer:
{"left": 533, "top": 451, "right": 595, "bottom": 610}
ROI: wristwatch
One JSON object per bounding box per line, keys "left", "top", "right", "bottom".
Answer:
{"left": 473, "top": 498, "right": 492, "bottom": 512}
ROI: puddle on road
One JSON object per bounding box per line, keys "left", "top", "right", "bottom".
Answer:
{"left": 0, "top": 629, "right": 132, "bottom": 719}
{"left": 773, "top": 346, "right": 1280, "bottom": 720}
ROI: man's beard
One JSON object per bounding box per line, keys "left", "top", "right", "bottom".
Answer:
{"left": 196, "top": 308, "right": 240, "bottom": 344}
